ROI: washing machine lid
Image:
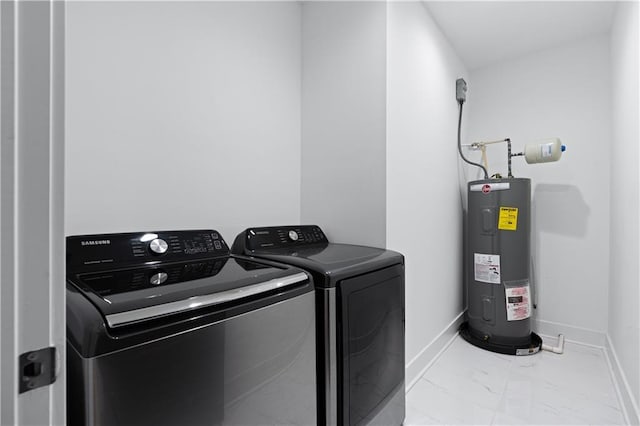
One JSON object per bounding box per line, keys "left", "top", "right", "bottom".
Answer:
{"left": 231, "top": 225, "right": 404, "bottom": 287}
{"left": 67, "top": 230, "right": 310, "bottom": 328}
{"left": 69, "top": 257, "right": 307, "bottom": 328}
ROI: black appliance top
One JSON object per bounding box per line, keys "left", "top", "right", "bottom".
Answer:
{"left": 231, "top": 225, "right": 404, "bottom": 288}
{"left": 66, "top": 230, "right": 310, "bottom": 330}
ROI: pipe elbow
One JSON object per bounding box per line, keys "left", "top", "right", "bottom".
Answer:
{"left": 541, "top": 334, "right": 565, "bottom": 354}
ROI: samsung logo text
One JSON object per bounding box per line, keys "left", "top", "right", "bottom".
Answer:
{"left": 81, "top": 240, "right": 111, "bottom": 246}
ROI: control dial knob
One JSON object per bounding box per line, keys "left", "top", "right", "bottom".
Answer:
{"left": 149, "top": 238, "right": 168, "bottom": 255}
{"left": 288, "top": 230, "right": 299, "bottom": 241}
{"left": 149, "top": 271, "right": 168, "bottom": 286}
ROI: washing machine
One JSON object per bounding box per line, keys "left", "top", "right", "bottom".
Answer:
{"left": 66, "top": 229, "right": 316, "bottom": 425}
{"left": 232, "top": 225, "right": 405, "bottom": 426}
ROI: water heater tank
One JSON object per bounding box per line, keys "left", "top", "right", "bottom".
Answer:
{"left": 460, "top": 177, "right": 542, "bottom": 355}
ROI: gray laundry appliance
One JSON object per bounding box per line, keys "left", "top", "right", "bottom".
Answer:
{"left": 232, "top": 225, "right": 405, "bottom": 426}
{"left": 66, "top": 229, "right": 317, "bottom": 425}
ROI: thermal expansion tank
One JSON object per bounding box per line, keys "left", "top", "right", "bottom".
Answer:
{"left": 460, "top": 177, "right": 541, "bottom": 355}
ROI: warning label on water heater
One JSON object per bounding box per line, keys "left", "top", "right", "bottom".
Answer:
{"left": 505, "top": 284, "right": 531, "bottom": 321}
{"left": 498, "top": 207, "right": 518, "bottom": 231}
{"left": 474, "top": 253, "right": 501, "bottom": 284}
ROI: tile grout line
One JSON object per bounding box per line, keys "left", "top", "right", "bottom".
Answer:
{"left": 488, "top": 350, "right": 516, "bottom": 425}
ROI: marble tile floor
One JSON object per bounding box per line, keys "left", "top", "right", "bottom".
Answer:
{"left": 405, "top": 335, "right": 627, "bottom": 425}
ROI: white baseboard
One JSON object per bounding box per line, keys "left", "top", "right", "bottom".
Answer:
{"left": 605, "top": 334, "right": 640, "bottom": 426}
{"left": 533, "top": 318, "right": 606, "bottom": 347}
{"left": 405, "top": 312, "right": 464, "bottom": 392}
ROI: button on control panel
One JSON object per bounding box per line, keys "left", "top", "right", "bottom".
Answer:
{"left": 149, "top": 238, "right": 168, "bottom": 255}
{"left": 149, "top": 271, "right": 168, "bottom": 285}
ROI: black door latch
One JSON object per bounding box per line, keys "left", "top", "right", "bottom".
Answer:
{"left": 19, "top": 347, "right": 57, "bottom": 393}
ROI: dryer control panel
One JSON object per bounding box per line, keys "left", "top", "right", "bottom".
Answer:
{"left": 67, "top": 230, "right": 229, "bottom": 272}
{"left": 237, "top": 225, "right": 328, "bottom": 251}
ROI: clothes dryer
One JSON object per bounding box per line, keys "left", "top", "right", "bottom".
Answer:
{"left": 232, "top": 225, "right": 405, "bottom": 426}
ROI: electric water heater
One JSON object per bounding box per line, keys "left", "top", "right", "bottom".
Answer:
{"left": 460, "top": 177, "right": 542, "bottom": 355}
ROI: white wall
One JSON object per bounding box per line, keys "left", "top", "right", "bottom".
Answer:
{"left": 65, "top": 4, "right": 635, "bottom": 410}
{"left": 300, "top": 2, "right": 387, "bottom": 247}
{"left": 66, "top": 2, "right": 302, "bottom": 241}
{"left": 609, "top": 1, "right": 639, "bottom": 419}
{"left": 386, "top": 1, "right": 468, "bottom": 382}
{"left": 466, "top": 36, "right": 612, "bottom": 339}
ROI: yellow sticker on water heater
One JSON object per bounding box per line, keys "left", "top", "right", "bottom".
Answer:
{"left": 498, "top": 207, "right": 518, "bottom": 231}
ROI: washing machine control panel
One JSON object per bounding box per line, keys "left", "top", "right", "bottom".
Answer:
{"left": 242, "top": 225, "right": 328, "bottom": 251}
{"left": 76, "top": 257, "right": 229, "bottom": 296}
{"left": 67, "top": 230, "right": 229, "bottom": 272}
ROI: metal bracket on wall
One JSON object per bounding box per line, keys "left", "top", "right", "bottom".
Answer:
{"left": 19, "top": 347, "right": 57, "bottom": 393}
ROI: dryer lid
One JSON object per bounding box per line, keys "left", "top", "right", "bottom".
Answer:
{"left": 232, "top": 225, "right": 404, "bottom": 287}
